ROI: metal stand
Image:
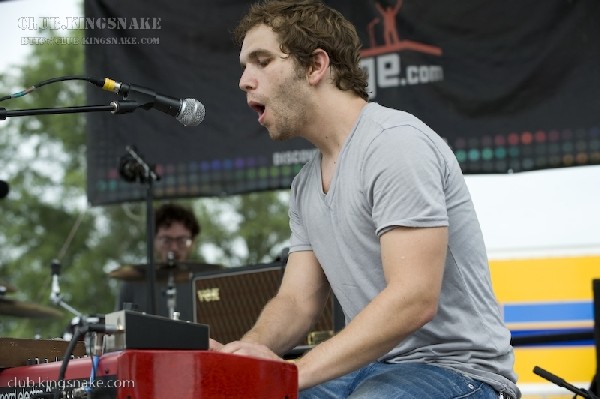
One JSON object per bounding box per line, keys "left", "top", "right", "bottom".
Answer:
{"left": 165, "top": 251, "right": 178, "bottom": 320}
{"left": 0, "top": 100, "right": 145, "bottom": 120}
{"left": 50, "top": 259, "right": 84, "bottom": 319}
{"left": 3, "top": 99, "right": 162, "bottom": 319}
{"left": 50, "top": 258, "right": 105, "bottom": 350}
{"left": 118, "top": 145, "right": 161, "bottom": 315}
{"left": 534, "top": 366, "right": 600, "bottom": 399}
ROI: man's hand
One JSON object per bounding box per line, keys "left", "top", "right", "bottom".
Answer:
{"left": 209, "top": 338, "right": 224, "bottom": 351}
{"left": 217, "top": 340, "right": 284, "bottom": 362}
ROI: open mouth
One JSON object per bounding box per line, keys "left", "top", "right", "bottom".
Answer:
{"left": 248, "top": 100, "right": 266, "bottom": 124}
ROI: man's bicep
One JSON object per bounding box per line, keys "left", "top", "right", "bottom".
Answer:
{"left": 380, "top": 226, "right": 447, "bottom": 294}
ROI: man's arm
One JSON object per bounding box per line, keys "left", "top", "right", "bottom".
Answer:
{"left": 294, "top": 226, "right": 447, "bottom": 389}
{"left": 216, "top": 250, "right": 331, "bottom": 356}
{"left": 216, "top": 226, "right": 447, "bottom": 391}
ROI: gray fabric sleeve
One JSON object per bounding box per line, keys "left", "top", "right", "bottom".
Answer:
{"left": 362, "top": 126, "right": 450, "bottom": 237}
{"left": 288, "top": 172, "right": 313, "bottom": 253}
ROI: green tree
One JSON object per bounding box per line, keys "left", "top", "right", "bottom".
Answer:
{"left": 195, "top": 191, "right": 290, "bottom": 267}
{"left": 0, "top": 19, "right": 291, "bottom": 339}
{"left": 0, "top": 26, "right": 148, "bottom": 338}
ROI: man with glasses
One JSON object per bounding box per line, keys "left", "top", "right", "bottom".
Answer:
{"left": 115, "top": 203, "right": 201, "bottom": 320}
{"left": 153, "top": 203, "right": 200, "bottom": 264}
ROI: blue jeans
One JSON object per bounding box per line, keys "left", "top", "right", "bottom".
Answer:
{"left": 299, "top": 362, "right": 500, "bottom": 399}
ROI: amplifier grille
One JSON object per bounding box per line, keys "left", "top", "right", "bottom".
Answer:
{"left": 193, "top": 265, "right": 334, "bottom": 345}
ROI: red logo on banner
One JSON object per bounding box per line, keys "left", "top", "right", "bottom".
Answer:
{"left": 361, "top": 0, "right": 442, "bottom": 57}
{"left": 359, "top": 0, "right": 444, "bottom": 98}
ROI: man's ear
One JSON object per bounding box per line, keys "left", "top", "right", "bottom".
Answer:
{"left": 307, "top": 48, "right": 330, "bottom": 85}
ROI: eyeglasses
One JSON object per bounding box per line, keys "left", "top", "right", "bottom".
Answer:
{"left": 156, "top": 236, "right": 193, "bottom": 248}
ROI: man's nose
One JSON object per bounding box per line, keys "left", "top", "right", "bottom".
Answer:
{"left": 239, "top": 69, "right": 256, "bottom": 92}
{"left": 166, "top": 241, "right": 180, "bottom": 249}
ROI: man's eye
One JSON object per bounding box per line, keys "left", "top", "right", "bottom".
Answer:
{"left": 257, "top": 58, "right": 269, "bottom": 67}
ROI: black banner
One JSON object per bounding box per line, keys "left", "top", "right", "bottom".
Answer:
{"left": 84, "top": 0, "right": 600, "bottom": 206}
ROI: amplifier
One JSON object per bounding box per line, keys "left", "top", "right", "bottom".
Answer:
{"left": 193, "top": 264, "right": 340, "bottom": 345}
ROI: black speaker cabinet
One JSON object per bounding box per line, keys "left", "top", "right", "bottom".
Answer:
{"left": 193, "top": 264, "right": 340, "bottom": 345}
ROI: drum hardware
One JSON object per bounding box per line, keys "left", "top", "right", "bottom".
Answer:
{"left": 109, "top": 260, "right": 224, "bottom": 320}
{"left": 0, "top": 282, "right": 16, "bottom": 295}
{"left": 49, "top": 259, "right": 118, "bottom": 358}
{"left": 50, "top": 258, "right": 84, "bottom": 319}
{"left": 63, "top": 314, "right": 104, "bottom": 341}
{"left": 0, "top": 297, "right": 63, "bottom": 318}
{"left": 0, "top": 278, "right": 60, "bottom": 318}
{"left": 108, "top": 262, "right": 225, "bottom": 283}
{"left": 165, "top": 251, "right": 177, "bottom": 319}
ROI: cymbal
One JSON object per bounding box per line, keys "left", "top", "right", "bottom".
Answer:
{"left": 108, "top": 262, "right": 225, "bottom": 283}
{"left": 0, "top": 298, "right": 63, "bottom": 318}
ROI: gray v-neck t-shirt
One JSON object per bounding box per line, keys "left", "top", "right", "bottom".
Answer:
{"left": 288, "top": 102, "right": 519, "bottom": 398}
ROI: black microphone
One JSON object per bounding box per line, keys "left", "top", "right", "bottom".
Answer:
{"left": 0, "top": 180, "right": 9, "bottom": 199}
{"left": 119, "top": 156, "right": 145, "bottom": 182}
{"left": 95, "top": 77, "right": 205, "bottom": 126}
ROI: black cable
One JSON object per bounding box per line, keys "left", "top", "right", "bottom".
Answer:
{"left": 30, "top": 324, "right": 90, "bottom": 399}
{"left": 0, "top": 75, "right": 104, "bottom": 103}
{"left": 55, "top": 325, "right": 89, "bottom": 399}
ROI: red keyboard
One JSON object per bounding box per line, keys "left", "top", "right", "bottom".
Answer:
{"left": 0, "top": 349, "right": 298, "bottom": 398}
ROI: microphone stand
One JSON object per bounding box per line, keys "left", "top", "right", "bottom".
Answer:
{"left": 165, "top": 251, "right": 178, "bottom": 320}
{"left": 0, "top": 100, "right": 145, "bottom": 119}
{"left": 534, "top": 366, "right": 600, "bottom": 399}
{"left": 3, "top": 99, "right": 163, "bottom": 316}
{"left": 122, "top": 145, "right": 160, "bottom": 316}
{"left": 3, "top": 99, "right": 164, "bottom": 317}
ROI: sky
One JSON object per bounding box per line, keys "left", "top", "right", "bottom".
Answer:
{"left": 0, "top": 0, "right": 82, "bottom": 72}
{"left": 1, "top": 0, "right": 599, "bottom": 260}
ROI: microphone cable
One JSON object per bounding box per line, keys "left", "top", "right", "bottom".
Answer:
{"left": 0, "top": 75, "right": 104, "bottom": 103}
{"left": 29, "top": 323, "right": 87, "bottom": 399}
